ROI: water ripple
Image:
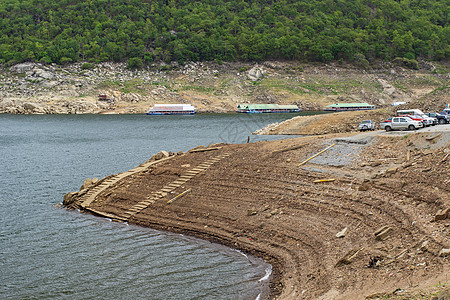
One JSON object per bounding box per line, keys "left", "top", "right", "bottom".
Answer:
{"left": 0, "top": 114, "right": 285, "bottom": 300}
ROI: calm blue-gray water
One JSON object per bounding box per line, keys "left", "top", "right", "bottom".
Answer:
{"left": 0, "top": 113, "right": 306, "bottom": 300}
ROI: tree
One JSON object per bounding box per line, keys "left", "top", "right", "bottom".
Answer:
{"left": 0, "top": 0, "right": 446, "bottom": 64}
{"left": 127, "top": 57, "right": 143, "bottom": 69}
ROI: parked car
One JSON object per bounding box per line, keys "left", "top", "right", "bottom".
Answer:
{"left": 422, "top": 113, "right": 438, "bottom": 125}
{"left": 359, "top": 120, "right": 375, "bottom": 131}
{"left": 397, "top": 114, "right": 426, "bottom": 125}
{"left": 379, "top": 118, "right": 392, "bottom": 129}
{"left": 426, "top": 112, "right": 450, "bottom": 125}
{"left": 397, "top": 109, "right": 434, "bottom": 126}
{"left": 381, "top": 116, "right": 423, "bottom": 131}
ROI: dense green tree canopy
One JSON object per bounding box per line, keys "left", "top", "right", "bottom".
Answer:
{"left": 0, "top": 0, "right": 448, "bottom": 65}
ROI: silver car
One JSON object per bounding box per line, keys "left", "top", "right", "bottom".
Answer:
{"left": 382, "top": 116, "right": 423, "bottom": 131}
{"left": 359, "top": 120, "right": 375, "bottom": 131}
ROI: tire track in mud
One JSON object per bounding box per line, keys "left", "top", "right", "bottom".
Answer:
{"left": 202, "top": 169, "right": 416, "bottom": 242}
{"left": 175, "top": 170, "right": 363, "bottom": 297}
{"left": 195, "top": 151, "right": 447, "bottom": 296}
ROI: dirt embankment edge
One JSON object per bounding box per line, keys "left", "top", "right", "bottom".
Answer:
{"left": 63, "top": 129, "right": 450, "bottom": 299}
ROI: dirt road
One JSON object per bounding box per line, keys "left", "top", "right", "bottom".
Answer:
{"left": 64, "top": 129, "right": 450, "bottom": 299}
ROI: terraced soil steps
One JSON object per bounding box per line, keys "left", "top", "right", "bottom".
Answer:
{"left": 167, "top": 185, "right": 182, "bottom": 189}
{"left": 173, "top": 180, "right": 188, "bottom": 184}
{"left": 186, "top": 171, "right": 200, "bottom": 174}
{"left": 119, "top": 153, "right": 230, "bottom": 220}
{"left": 78, "top": 155, "right": 177, "bottom": 209}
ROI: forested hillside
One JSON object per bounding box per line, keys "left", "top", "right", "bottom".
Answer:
{"left": 0, "top": 0, "right": 448, "bottom": 66}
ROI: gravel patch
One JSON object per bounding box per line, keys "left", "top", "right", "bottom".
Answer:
{"left": 309, "top": 133, "right": 377, "bottom": 167}
{"left": 308, "top": 125, "right": 450, "bottom": 167}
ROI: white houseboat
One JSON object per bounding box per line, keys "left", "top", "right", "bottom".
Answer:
{"left": 146, "top": 104, "right": 196, "bottom": 115}
{"left": 237, "top": 104, "right": 300, "bottom": 113}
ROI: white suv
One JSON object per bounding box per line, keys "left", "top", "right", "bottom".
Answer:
{"left": 397, "top": 109, "right": 434, "bottom": 126}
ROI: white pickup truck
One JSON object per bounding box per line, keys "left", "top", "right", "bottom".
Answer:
{"left": 381, "top": 116, "right": 423, "bottom": 131}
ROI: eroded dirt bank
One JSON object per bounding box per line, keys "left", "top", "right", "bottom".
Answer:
{"left": 64, "top": 130, "right": 450, "bottom": 299}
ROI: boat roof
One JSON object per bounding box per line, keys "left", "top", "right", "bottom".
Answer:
{"left": 237, "top": 104, "right": 299, "bottom": 109}
{"left": 148, "top": 104, "right": 195, "bottom": 111}
{"left": 325, "top": 103, "right": 375, "bottom": 108}
{"left": 152, "top": 104, "right": 195, "bottom": 108}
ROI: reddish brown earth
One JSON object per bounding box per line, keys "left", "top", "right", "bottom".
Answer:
{"left": 64, "top": 130, "right": 450, "bottom": 299}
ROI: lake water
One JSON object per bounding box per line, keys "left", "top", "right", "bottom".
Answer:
{"left": 0, "top": 113, "right": 309, "bottom": 299}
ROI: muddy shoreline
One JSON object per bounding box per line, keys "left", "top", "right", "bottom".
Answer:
{"left": 64, "top": 126, "right": 450, "bottom": 299}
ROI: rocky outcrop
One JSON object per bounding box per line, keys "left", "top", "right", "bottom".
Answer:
{"left": 63, "top": 192, "right": 79, "bottom": 207}
{"left": 377, "top": 79, "right": 412, "bottom": 103}
{"left": 0, "top": 99, "right": 105, "bottom": 114}
{"left": 153, "top": 150, "right": 170, "bottom": 160}
{"left": 62, "top": 177, "right": 103, "bottom": 207}
{"left": 23, "top": 102, "right": 46, "bottom": 114}
{"left": 10, "top": 63, "right": 35, "bottom": 73}
{"left": 247, "top": 65, "right": 266, "bottom": 81}
{"left": 80, "top": 178, "right": 99, "bottom": 190}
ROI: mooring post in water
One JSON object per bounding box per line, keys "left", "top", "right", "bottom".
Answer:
{"left": 247, "top": 136, "right": 250, "bottom": 143}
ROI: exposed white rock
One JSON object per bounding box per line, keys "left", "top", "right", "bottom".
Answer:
{"left": 10, "top": 62, "right": 36, "bottom": 73}
{"left": 247, "top": 66, "right": 266, "bottom": 81}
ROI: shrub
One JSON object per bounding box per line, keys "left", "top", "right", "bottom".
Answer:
{"left": 160, "top": 64, "right": 172, "bottom": 71}
{"left": 404, "top": 52, "right": 415, "bottom": 60}
{"left": 60, "top": 57, "right": 73, "bottom": 65}
{"left": 39, "top": 56, "right": 52, "bottom": 64}
{"left": 238, "top": 66, "right": 249, "bottom": 73}
{"left": 354, "top": 53, "right": 370, "bottom": 69}
{"left": 126, "top": 57, "right": 143, "bottom": 69}
{"left": 81, "top": 62, "right": 93, "bottom": 70}
{"left": 393, "top": 57, "right": 419, "bottom": 70}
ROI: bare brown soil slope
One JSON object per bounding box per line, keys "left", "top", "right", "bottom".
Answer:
{"left": 256, "top": 110, "right": 391, "bottom": 135}
{"left": 64, "top": 131, "right": 450, "bottom": 299}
